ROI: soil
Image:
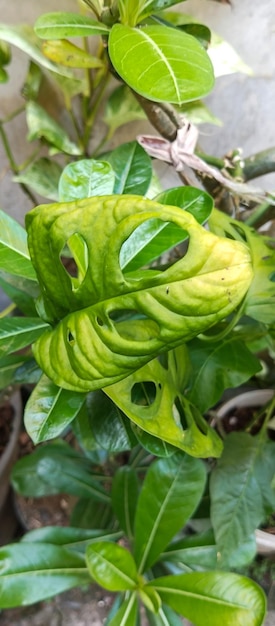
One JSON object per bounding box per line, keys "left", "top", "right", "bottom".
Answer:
{"left": 0, "top": 399, "right": 14, "bottom": 458}
{"left": 220, "top": 403, "right": 275, "bottom": 437}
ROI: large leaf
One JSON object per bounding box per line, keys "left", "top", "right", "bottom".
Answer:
{"left": 85, "top": 390, "right": 137, "bottom": 452}
{"left": 24, "top": 374, "right": 86, "bottom": 443}
{"left": 187, "top": 337, "right": 262, "bottom": 413}
{"left": 103, "top": 141, "right": 152, "bottom": 195}
{"left": 26, "top": 101, "right": 81, "bottom": 156}
{"left": 108, "top": 24, "right": 214, "bottom": 104}
{"left": 86, "top": 541, "right": 138, "bottom": 591}
{"left": 34, "top": 12, "right": 110, "bottom": 39}
{"left": 147, "top": 571, "right": 266, "bottom": 626}
{"left": 133, "top": 453, "right": 206, "bottom": 572}
{"left": 59, "top": 159, "right": 115, "bottom": 201}
{"left": 210, "top": 433, "right": 275, "bottom": 568}
{"left": 160, "top": 530, "right": 217, "bottom": 573}
{"left": 105, "top": 347, "right": 222, "bottom": 458}
{"left": 26, "top": 195, "right": 253, "bottom": 392}
{"left": 12, "top": 440, "right": 110, "bottom": 503}
{"left": 14, "top": 158, "right": 62, "bottom": 201}
{"left": 0, "top": 317, "right": 48, "bottom": 357}
{"left": 0, "top": 209, "right": 37, "bottom": 280}
{"left": 121, "top": 186, "right": 213, "bottom": 272}
{"left": 111, "top": 466, "right": 139, "bottom": 539}
{"left": 0, "top": 543, "right": 90, "bottom": 608}
{"left": 21, "top": 526, "right": 122, "bottom": 552}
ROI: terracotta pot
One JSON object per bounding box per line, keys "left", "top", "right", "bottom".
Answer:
{"left": 0, "top": 388, "right": 22, "bottom": 517}
{"left": 217, "top": 388, "right": 275, "bottom": 555}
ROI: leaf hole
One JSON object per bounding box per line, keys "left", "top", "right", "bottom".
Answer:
{"left": 173, "top": 397, "right": 188, "bottom": 430}
{"left": 269, "top": 271, "right": 275, "bottom": 283}
{"left": 67, "top": 329, "right": 75, "bottom": 345}
{"left": 60, "top": 233, "right": 89, "bottom": 290}
{"left": 131, "top": 381, "right": 157, "bottom": 407}
{"left": 108, "top": 309, "right": 159, "bottom": 342}
{"left": 97, "top": 316, "right": 104, "bottom": 327}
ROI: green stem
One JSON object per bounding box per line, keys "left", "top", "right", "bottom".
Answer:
{"left": 243, "top": 201, "right": 274, "bottom": 227}
{"left": 0, "top": 303, "right": 16, "bottom": 318}
{"left": 243, "top": 147, "right": 275, "bottom": 181}
{"left": 2, "top": 104, "right": 25, "bottom": 124}
{"left": 82, "top": 71, "right": 111, "bottom": 150}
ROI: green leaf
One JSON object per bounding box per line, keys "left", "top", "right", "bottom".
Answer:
{"left": 26, "top": 101, "right": 82, "bottom": 155}
{"left": 112, "top": 466, "right": 139, "bottom": 539}
{"left": 12, "top": 440, "right": 110, "bottom": 502}
{"left": 145, "top": 604, "right": 183, "bottom": 626}
{"left": 0, "top": 317, "right": 49, "bottom": 357}
{"left": 118, "top": 1, "right": 187, "bottom": 27}
{"left": 187, "top": 337, "right": 262, "bottom": 413}
{"left": 13, "top": 357, "right": 42, "bottom": 385}
{"left": 14, "top": 158, "right": 62, "bottom": 201}
{"left": 210, "top": 433, "right": 275, "bottom": 568}
{"left": 0, "top": 40, "right": 11, "bottom": 66}
{"left": 109, "top": 24, "right": 214, "bottom": 104}
{"left": 59, "top": 159, "right": 115, "bottom": 201}
{"left": 0, "top": 24, "right": 74, "bottom": 77}
{"left": 105, "top": 355, "right": 223, "bottom": 457}
{"left": 71, "top": 499, "right": 114, "bottom": 530}
{"left": 0, "top": 272, "right": 38, "bottom": 316}
{"left": 131, "top": 424, "right": 176, "bottom": 457}
{"left": 0, "top": 543, "right": 90, "bottom": 608}
{"left": 209, "top": 32, "right": 253, "bottom": 78}
{"left": 34, "top": 12, "right": 110, "bottom": 39}
{"left": 160, "top": 530, "right": 217, "bottom": 573}
{"left": 86, "top": 390, "right": 137, "bottom": 452}
{"left": 106, "top": 593, "right": 138, "bottom": 626}
{"left": 0, "top": 209, "right": 37, "bottom": 280}
{"left": 147, "top": 571, "right": 266, "bottom": 626}
{"left": 121, "top": 186, "right": 213, "bottom": 272}
{"left": 86, "top": 542, "right": 138, "bottom": 591}
{"left": 178, "top": 100, "right": 222, "bottom": 126}
{"left": 21, "top": 526, "right": 122, "bottom": 552}
{"left": 42, "top": 39, "right": 104, "bottom": 69}
{"left": 21, "top": 60, "right": 43, "bottom": 101}
{"left": 139, "top": 586, "right": 161, "bottom": 613}
{"left": 24, "top": 374, "right": 86, "bottom": 443}
{"left": 103, "top": 141, "right": 152, "bottom": 196}
{"left": 133, "top": 453, "right": 206, "bottom": 572}
{"left": 26, "top": 195, "right": 253, "bottom": 392}
{"left": 103, "top": 85, "right": 146, "bottom": 137}
{"left": 0, "top": 354, "right": 27, "bottom": 390}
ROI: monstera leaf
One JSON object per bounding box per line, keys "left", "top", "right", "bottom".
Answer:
{"left": 26, "top": 195, "right": 253, "bottom": 392}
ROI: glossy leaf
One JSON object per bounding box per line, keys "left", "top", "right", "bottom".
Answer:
{"left": 0, "top": 24, "right": 73, "bottom": 77}
{"left": 0, "top": 543, "right": 90, "bottom": 608}
{"left": 121, "top": 186, "right": 213, "bottom": 272}
{"left": 111, "top": 466, "right": 139, "bottom": 539}
{"left": 102, "top": 141, "right": 152, "bottom": 195}
{"left": 109, "top": 24, "right": 214, "bottom": 104}
{"left": 131, "top": 424, "right": 176, "bottom": 457}
{"left": 107, "top": 593, "right": 138, "bottom": 626}
{"left": 13, "top": 357, "right": 42, "bottom": 385}
{"left": 26, "top": 101, "right": 81, "bottom": 155}
{"left": 210, "top": 433, "right": 275, "bottom": 568}
{"left": 59, "top": 159, "right": 115, "bottom": 201}
{"left": 34, "top": 12, "right": 110, "bottom": 39}
{"left": 160, "top": 530, "right": 217, "bottom": 573}
{"left": 86, "top": 541, "right": 138, "bottom": 591}
{"left": 27, "top": 195, "right": 253, "bottom": 392}
{"left": 0, "top": 210, "right": 37, "bottom": 280}
{"left": 105, "top": 355, "right": 223, "bottom": 457}
{"left": 14, "top": 158, "right": 62, "bottom": 201}
{"left": 0, "top": 317, "right": 48, "bottom": 357}
{"left": 139, "top": 586, "right": 161, "bottom": 613}
{"left": 103, "top": 85, "right": 146, "bottom": 136}
{"left": 86, "top": 390, "right": 137, "bottom": 452}
{"left": 21, "top": 526, "right": 122, "bottom": 551}
{"left": 24, "top": 374, "right": 86, "bottom": 443}
{"left": 21, "top": 60, "right": 42, "bottom": 100}
{"left": 0, "top": 354, "right": 27, "bottom": 390}
{"left": 133, "top": 453, "right": 206, "bottom": 572}
{"left": 12, "top": 440, "right": 110, "bottom": 502}
{"left": 187, "top": 337, "right": 262, "bottom": 413}
{"left": 0, "top": 271, "right": 38, "bottom": 316}
{"left": 147, "top": 571, "right": 266, "bottom": 626}
{"left": 42, "top": 39, "right": 104, "bottom": 69}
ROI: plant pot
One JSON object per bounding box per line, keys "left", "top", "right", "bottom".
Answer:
{"left": 0, "top": 387, "right": 22, "bottom": 543}
{"left": 217, "top": 388, "right": 275, "bottom": 555}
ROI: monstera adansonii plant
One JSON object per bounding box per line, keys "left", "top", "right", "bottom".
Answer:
{"left": 26, "top": 194, "right": 253, "bottom": 456}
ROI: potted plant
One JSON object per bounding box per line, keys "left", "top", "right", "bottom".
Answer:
{"left": 0, "top": 1, "right": 274, "bottom": 625}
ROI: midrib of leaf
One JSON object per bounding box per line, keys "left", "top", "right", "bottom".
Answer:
{"left": 137, "top": 29, "right": 181, "bottom": 104}
{"left": 153, "top": 585, "right": 251, "bottom": 610}
{"left": 115, "top": 147, "right": 136, "bottom": 192}
{"left": 121, "top": 593, "right": 137, "bottom": 626}
{"left": 138, "top": 462, "right": 183, "bottom": 573}
{"left": 91, "top": 552, "right": 136, "bottom": 587}
{"left": 190, "top": 337, "right": 238, "bottom": 392}
{"left": 4, "top": 566, "right": 88, "bottom": 579}
{"left": 158, "top": 607, "right": 171, "bottom": 626}
{"left": 0, "top": 320, "right": 48, "bottom": 340}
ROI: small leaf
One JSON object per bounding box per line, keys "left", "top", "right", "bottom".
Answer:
{"left": 0, "top": 317, "right": 49, "bottom": 357}
{"left": 148, "top": 571, "right": 266, "bottom": 626}
{"left": 86, "top": 542, "right": 138, "bottom": 591}
{"left": 0, "top": 543, "right": 90, "bottom": 608}
{"left": 133, "top": 453, "right": 206, "bottom": 572}
{"left": 103, "top": 141, "right": 152, "bottom": 195}
{"left": 145, "top": 603, "right": 183, "bottom": 626}
{"left": 26, "top": 101, "right": 82, "bottom": 155}
{"left": 112, "top": 466, "right": 139, "bottom": 539}
{"left": 59, "top": 159, "right": 115, "bottom": 201}
{"left": 139, "top": 586, "right": 161, "bottom": 613}
{"left": 209, "top": 32, "right": 253, "bottom": 77}
{"left": 14, "top": 158, "right": 62, "bottom": 201}
{"left": 0, "top": 209, "right": 37, "bottom": 280}
{"left": 0, "top": 354, "right": 27, "bottom": 390}
{"left": 42, "top": 39, "right": 104, "bottom": 69}
{"left": 109, "top": 24, "right": 214, "bottom": 104}
{"left": 0, "top": 272, "right": 38, "bottom": 316}
{"left": 103, "top": 85, "right": 146, "bottom": 136}
{"left": 24, "top": 374, "right": 86, "bottom": 443}
{"left": 178, "top": 100, "right": 222, "bottom": 126}
{"left": 106, "top": 593, "right": 138, "bottom": 626}
{"left": 34, "top": 12, "right": 110, "bottom": 39}
{"left": 160, "top": 530, "right": 217, "bottom": 573}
